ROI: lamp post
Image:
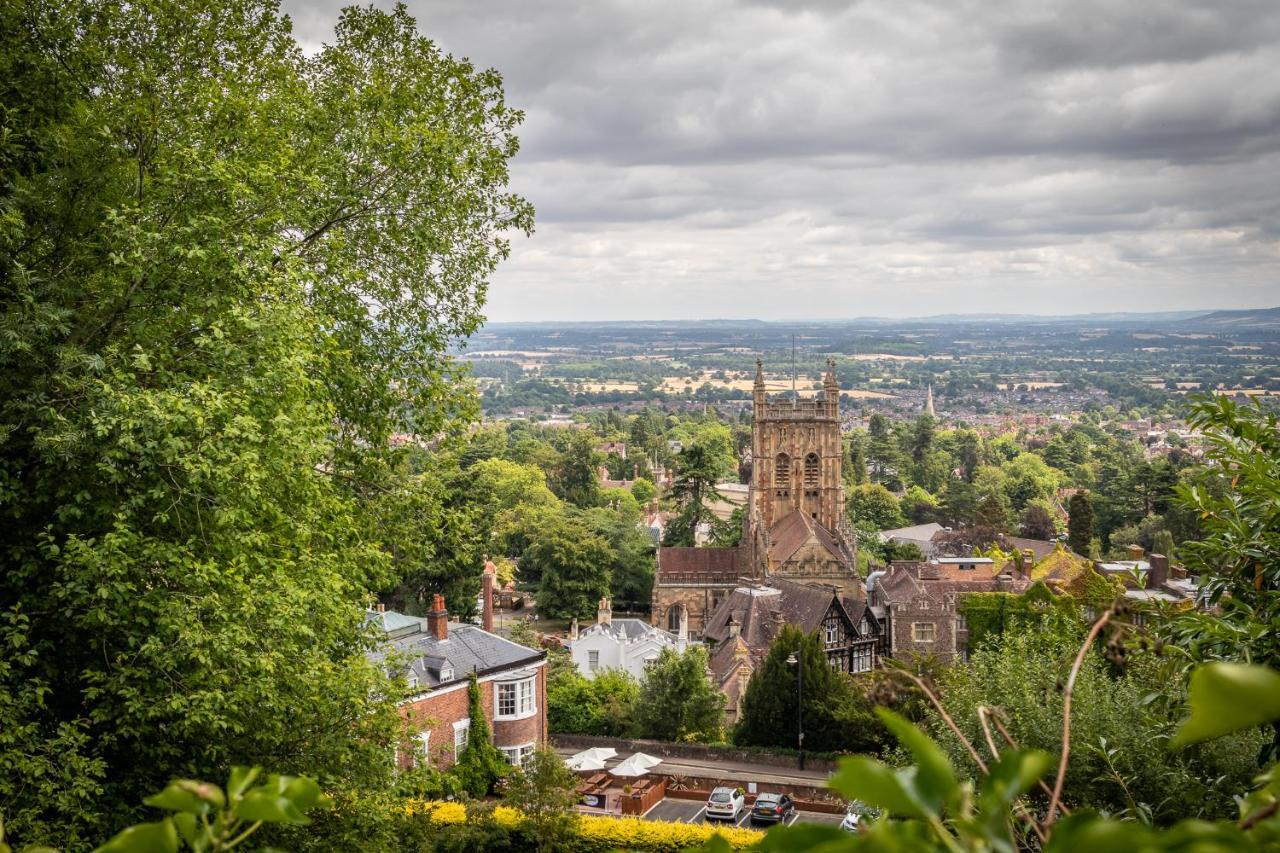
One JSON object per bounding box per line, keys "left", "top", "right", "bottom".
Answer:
{"left": 786, "top": 650, "right": 805, "bottom": 770}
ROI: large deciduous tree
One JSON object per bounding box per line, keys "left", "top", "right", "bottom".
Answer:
{"left": 528, "top": 518, "right": 612, "bottom": 619}
{"left": 0, "top": 0, "right": 530, "bottom": 845}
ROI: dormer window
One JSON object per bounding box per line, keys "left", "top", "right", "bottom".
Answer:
{"left": 407, "top": 674, "right": 419, "bottom": 691}
{"left": 439, "top": 666, "right": 453, "bottom": 681}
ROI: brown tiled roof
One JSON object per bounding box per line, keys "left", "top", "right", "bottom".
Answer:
{"left": 768, "top": 511, "right": 843, "bottom": 565}
{"left": 655, "top": 546, "right": 743, "bottom": 584}
{"left": 709, "top": 635, "right": 752, "bottom": 685}
{"left": 876, "top": 561, "right": 1033, "bottom": 604}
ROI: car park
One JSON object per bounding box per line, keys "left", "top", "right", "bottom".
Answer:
{"left": 749, "top": 792, "right": 796, "bottom": 825}
{"left": 705, "top": 786, "right": 746, "bottom": 822}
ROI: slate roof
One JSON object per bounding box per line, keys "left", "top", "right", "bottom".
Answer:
{"left": 702, "top": 577, "right": 848, "bottom": 654}
{"left": 580, "top": 617, "right": 675, "bottom": 643}
{"left": 877, "top": 523, "right": 945, "bottom": 543}
{"left": 368, "top": 610, "right": 545, "bottom": 691}
{"left": 768, "top": 511, "right": 844, "bottom": 565}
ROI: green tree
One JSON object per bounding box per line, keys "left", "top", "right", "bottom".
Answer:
{"left": 735, "top": 626, "right": 850, "bottom": 753}
{"left": 633, "top": 647, "right": 724, "bottom": 742}
{"left": 500, "top": 747, "right": 579, "bottom": 853}
{"left": 1067, "top": 491, "right": 1094, "bottom": 556}
{"left": 528, "top": 519, "right": 612, "bottom": 620}
{"left": 0, "top": 1, "right": 531, "bottom": 844}
{"left": 661, "top": 443, "right": 727, "bottom": 547}
{"left": 551, "top": 430, "right": 601, "bottom": 508}
{"left": 630, "top": 477, "right": 656, "bottom": 506}
{"left": 847, "top": 483, "right": 907, "bottom": 530}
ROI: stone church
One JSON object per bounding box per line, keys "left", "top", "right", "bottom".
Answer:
{"left": 651, "top": 359, "right": 864, "bottom": 636}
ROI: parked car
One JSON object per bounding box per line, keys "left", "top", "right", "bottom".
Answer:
{"left": 749, "top": 792, "right": 796, "bottom": 825}
{"left": 705, "top": 786, "right": 746, "bottom": 822}
{"left": 841, "top": 801, "right": 877, "bottom": 832}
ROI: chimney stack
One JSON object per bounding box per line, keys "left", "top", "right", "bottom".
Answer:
{"left": 570, "top": 617, "right": 579, "bottom": 643}
{"left": 727, "top": 615, "right": 740, "bottom": 639}
{"left": 376, "top": 602, "right": 386, "bottom": 613}
{"left": 426, "top": 594, "right": 448, "bottom": 641}
{"left": 1149, "top": 553, "right": 1169, "bottom": 590}
{"left": 597, "top": 596, "right": 612, "bottom": 627}
{"left": 482, "top": 557, "right": 496, "bottom": 633}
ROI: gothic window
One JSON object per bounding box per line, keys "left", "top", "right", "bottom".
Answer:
{"left": 775, "top": 453, "right": 790, "bottom": 490}
{"left": 804, "top": 453, "right": 819, "bottom": 487}
{"left": 667, "top": 604, "right": 684, "bottom": 632}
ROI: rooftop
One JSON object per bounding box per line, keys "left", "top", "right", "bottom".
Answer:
{"left": 368, "top": 610, "right": 545, "bottom": 692}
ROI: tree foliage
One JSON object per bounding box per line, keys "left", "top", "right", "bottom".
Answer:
{"left": 633, "top": 647, "right": 724, "bottom": 743}
{"left": 0, "top": 0, "right": 530, "bottom": 845}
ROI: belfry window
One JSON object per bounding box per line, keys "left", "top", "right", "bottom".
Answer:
{"left": 804, "top": 453, "right": 820, "bottom": 488}
{"left": 775, "top": 454, "right": 790, "bottom": 490}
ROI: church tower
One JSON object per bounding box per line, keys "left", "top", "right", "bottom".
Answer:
{"left": 751, "top": 359, "right": 844, "bottom": 533}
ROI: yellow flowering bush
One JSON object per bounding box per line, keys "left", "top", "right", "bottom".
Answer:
{"left": 402, "top": 800, "right": 764, "bottom": 851}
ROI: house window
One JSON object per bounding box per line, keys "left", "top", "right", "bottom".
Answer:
{"left": 501, "top": 743, "right": 536, "bottom": 767}
{"left": 911, "top": 622, "right": 936, "bottom": 643}
{"left": 588, "top": 650, "right": 600, "bottom": 672}
{"left": 415, "top": 730, "right": 431, "bottom": 766}
{"left": 955, "top": 613, "right": 967, "bottom": 631}
{"left": 825, "top": 623, "right": 838, "bottom": 645}
{"left": 453, "top": 718, "right": 470, "bottom": 757}
{"left": 851, "top": 644, "right": 873, "bottom": 673}
{"left": 407, "top": 673, "right": 419, "bottom": 691}
{"left": 859, "top": 618, "right": 870, "bottom": 636}
{"left": 496, "top": 677, "right": 536, "bottom": 720}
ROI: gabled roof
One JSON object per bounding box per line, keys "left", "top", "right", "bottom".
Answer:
{"left": 702, "top": 577, "right": 852, "bottom": 663}
{"left": 768, "top": 511, "right": 844, "bottom": 565}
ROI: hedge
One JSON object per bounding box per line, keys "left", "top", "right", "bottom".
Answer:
{"left": 405, "top": 799, "right": 765, "bottom": 851}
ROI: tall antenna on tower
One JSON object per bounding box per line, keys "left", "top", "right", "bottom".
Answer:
{"left": 791, "top": 333, "right": 797, "bottom": 403}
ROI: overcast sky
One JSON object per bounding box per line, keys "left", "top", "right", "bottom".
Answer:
{"left": 283, "top": 0, "right": 1280, "bottom": 321}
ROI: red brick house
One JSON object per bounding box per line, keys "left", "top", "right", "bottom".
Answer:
{"left": 370, "top": 593, "right": 547, "bottom": 770}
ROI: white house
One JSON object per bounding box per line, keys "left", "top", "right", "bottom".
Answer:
{"left": 569, "top": 598, "right": 686, "bottom": 680}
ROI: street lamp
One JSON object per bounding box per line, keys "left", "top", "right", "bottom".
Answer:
{"left": 786, "top": 650, "right": 805, "bottom": 770}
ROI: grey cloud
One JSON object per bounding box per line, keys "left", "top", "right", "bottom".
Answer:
{"left": 280, "top": 0, "right": 1280, "bottom": 320}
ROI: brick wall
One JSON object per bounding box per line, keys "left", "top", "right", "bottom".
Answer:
{"left": 399, "top": 664, "right": 547, "bottom": 770}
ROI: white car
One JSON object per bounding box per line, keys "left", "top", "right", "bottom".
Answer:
{"left": 841, "top": 801, "right": 876, "bottom": 832}
{"left": 705, "top": 786, "right": 746, "bottom": 822}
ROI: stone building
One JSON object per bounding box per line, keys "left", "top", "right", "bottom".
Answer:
{"left": 652, "top": 359, "right": 863, "bottom": 636}
{"left": 869, "top": 559, "right": 1032, "bottom": 663}
{"left": 697, "top": 578, "right": 881, "bottom": 723}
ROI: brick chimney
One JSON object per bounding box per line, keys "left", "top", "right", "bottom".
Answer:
{"left": 481, "top": 557, "right": 496, "bottom": 633}
{"left": 1148, "top": 553, "right": 1169, "bottom": 591}
{"left": 376, "top": 602, "right": 385, "bottom": 613}
{"left": 597, "top": 596, "right": 612, "bottom": 627}
{"left": 426, "top": 594, "right": 448, "bottom": 641}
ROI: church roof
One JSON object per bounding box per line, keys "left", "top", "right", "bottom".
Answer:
{"left": 768, "top": 511, "right": 844, "bottom": 565}
{"left": 655, "top": 546, "right": 744, "bottom": 584}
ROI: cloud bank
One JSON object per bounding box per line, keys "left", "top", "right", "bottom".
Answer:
{"left": 283, "top": 0, "right": 1280, "bottom": 320}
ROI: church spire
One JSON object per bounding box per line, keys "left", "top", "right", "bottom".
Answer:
{"left": 925, "top": 384, "right": 936, "bottom": 417}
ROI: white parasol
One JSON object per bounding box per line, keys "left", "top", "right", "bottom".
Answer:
{"left": 610, "top": 752, "right": 662, "bottom": 777}
{"left": 565, "top": 747, "right": 618, "bottom": 771}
